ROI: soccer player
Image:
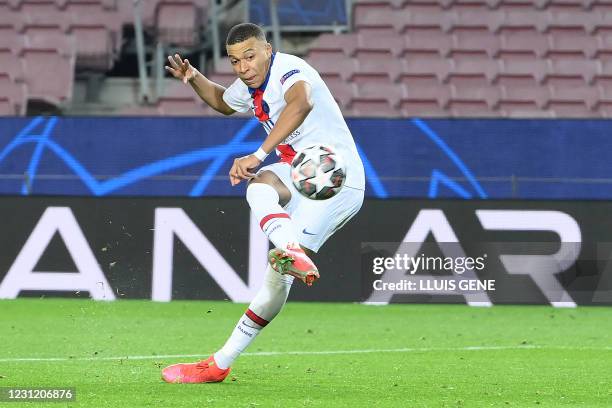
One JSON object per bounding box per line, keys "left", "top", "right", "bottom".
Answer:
{"left": 161, "top": 23, "right": 365, "bottom": 383}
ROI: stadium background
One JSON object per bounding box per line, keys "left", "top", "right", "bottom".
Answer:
{"left": 0, "top": 2, "right": 611, "bottom": 406}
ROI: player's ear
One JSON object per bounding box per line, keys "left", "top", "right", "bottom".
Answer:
{"left": 264, "top": 42, "right": 272, "bottom": 56}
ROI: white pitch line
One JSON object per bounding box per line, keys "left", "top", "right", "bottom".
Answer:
{"left": 0, "top": 345, "right": 610, "bottom": 363}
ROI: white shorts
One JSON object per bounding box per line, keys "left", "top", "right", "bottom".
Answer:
{"left": 258, "top": 162, "right": 364, "bottom": 252}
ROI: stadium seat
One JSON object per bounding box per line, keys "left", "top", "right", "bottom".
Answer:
{"left": 499, "top": 9, "right": 548, "bottom": 33}
{"left": 0, "top": 49, "right": 26, "bottom": 81}
{"left": 360, "top": 0, "right": 451, "bottom": 8}
{"left": 494, "top": 0, "right": 536, "bottom": 11}
{"left": 595, "top": 83, "right": 612, "bottom": 116}
{"left": 396, "top": 7, "right": 453, "bottom": 33}
{"left": 21, "top": 1, "right": 70, "bottom": 32}
{"left": 118, "top": 0, "right": 206, "bottom": 28}
{"left": 547, "top": 102, "right": 596, "bottom": 118}
{"left": 449, "top": 57, "right": 500, "bottom": 85}
{"left": 66, "top": 2, "right": 121, "bottom": 41}
{"left": 117, "top": 0, "right": 159, "bottom": 26}
{"left": 0, "top": 73, "right": 27, "bottom": 115}
{"left": 451, "top": 0, "right": 493, "bottom": 10}
{"left": 596, "top": 102, "right": 612, "bottom": 117}
{"left": 498, "top": 56, "right": 547, "bottom": 85}
{"left": 308, "top": 33, "right": 359, "bottom": 57}
{"left": 547, "top": 28, "right": 598, "bottom": 58}
{"left": 400, "top": 85, "right": 450, "bottom": 117}
{"left": 450, "top": 28, "right": 500, "bottom": 58}
{"left": 400, "top": 55, "right": 452, "bottom": 84}
{"left": 65, "top": 0, "right": 117, "bottom": 10}
{"left": 156, "top": 0, "right": 198, "bottom": 47}
{"left": 352, "top": 52, "right": 402, "bottom": 83}
{"left": 0, "top": 4, "right": 25, "bottom": 30}
{"left": 451, "top": 8, "right": 502, "bottom": 32}
{"left": 0, "top": 0, "right": 22, "bottom": 9}
{"left": 21, "top": 48, "right": 75, "bottom": 105}
{"left": 593, "top": 60, "right": 612, "bottom": 91}
{"left": 498, "top": 85, "right": 551, "bottom": 117}
{"left": 547, "top": 85, "right": 599, "bottom": 117}
{"left": 353, "top": 3, "right": 396, "bottom": 35}
{"left": 0, "top": 27, "right": 25, "bottom": 54}
{"left": 351, "top": 81, "right": 404, "bottom": 116}
{"left": 17, "top": 0, "right": 121, "bottom": 70}
{"left": 545, "top": 58, "right": 600, "bottom": 85}
{"left": 592, "top": 9, "right": 612, "bottom": 32}
{"left": 448, "top": 84, "right": 500, "bottom": 116}
{"left": 350, "top": 100, "right": 401, "bottom": 117}
{"left": 70, "top": 25, "right": 113, "bottom": 70}
{"left": 24, "top": 26, "right": 75, "bottom": 56}
{"left": 543, "top": 0, "right": 595, "bottom": 9}
{"left": 498, "top": 30, "right": 548, "bottom": 57}
{"left": 403, "top": 29, "right": 452, "bottom": 57}
{"left": 69, "top": 2, "right": 121, "bottom": 28}
{"left": 547, "top": 9, "right": 596, "bottom": 34}
{"left": 0, "top": 97, "right": 13, "bottom": 115}
{"left": 355, "top": 34, "right": 404, "bottom": 57}
{"left": 595, "top": 29, "right": 612, "bottom": 59}
{"left": 307, "top": 55, "right": 357, "bottom": 81}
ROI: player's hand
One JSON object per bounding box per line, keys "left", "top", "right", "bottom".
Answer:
{"left": 229, "top": 155, "right": 262, "bottom": 186}
{"left": 165, "top": 53, "right": 198, "bottom": 84}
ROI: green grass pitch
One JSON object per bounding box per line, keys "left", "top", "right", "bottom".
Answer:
{"left": 0, "top": 299, "right": 611, "bottom": 407}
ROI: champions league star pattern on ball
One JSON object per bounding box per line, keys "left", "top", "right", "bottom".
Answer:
{"left": 290, "top": 144, "right": 346, "bottom": 200}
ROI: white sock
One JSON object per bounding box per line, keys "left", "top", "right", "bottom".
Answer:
{"left": 246, "top": 182, "right": 299, "bottom": 249}
{"left": 213, "top": 313, "right": 263, "bottom": 369}
{"left": 214, "top": 265, "right": 294, "bottom": 369}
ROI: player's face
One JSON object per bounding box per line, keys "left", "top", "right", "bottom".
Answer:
{"left": 226, "top": 37, "right": 273, "bottom": 88}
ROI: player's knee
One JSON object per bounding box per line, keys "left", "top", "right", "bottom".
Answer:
{"left": 249, "top": 171, "right": 278, "bottom": 187}
{"left": 248, "top": 171, "right": 292, "bottom": 207}
{"left": 246, "top": 182, "right": 279, "bottom": 205}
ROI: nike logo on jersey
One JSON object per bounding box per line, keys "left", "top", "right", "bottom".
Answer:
{"left": 302, "top": 228, "right": 317, "bottom": 236}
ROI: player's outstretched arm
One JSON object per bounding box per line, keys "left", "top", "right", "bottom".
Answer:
{"left": 165, "top": 53, "right": 235, "bottom": 115}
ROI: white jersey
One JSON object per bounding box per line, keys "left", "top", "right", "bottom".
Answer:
{"left": 222, "top": 52, "right": 365, "bottom": 191}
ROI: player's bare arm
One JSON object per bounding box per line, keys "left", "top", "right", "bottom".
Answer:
{"left": 229, "top": 81, "right": 313, "bottom": 186}
{"left": 165, "top": 53, "right": 235, "bottom": 115}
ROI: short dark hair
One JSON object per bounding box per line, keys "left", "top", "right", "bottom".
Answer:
{"left": 226, "top": 23, "right": 266, "bottom": 45}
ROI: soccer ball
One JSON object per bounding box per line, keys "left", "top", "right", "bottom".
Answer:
{"left": 290, "top": 144, "right": 346, "bottom": 200}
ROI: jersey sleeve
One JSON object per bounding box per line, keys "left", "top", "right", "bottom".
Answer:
{"left": 222, "top": 79, "right": 251, "bottom": 113}
{"left": 279, "top": 64, "right": 312, "bottom": 96}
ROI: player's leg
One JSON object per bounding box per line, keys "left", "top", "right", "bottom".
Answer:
{"left": 211, "top": 262, "right": 293, "bottom": 370}
{"left": 161, "top": 166, "right": 316, "bottom": 384}
{"left": 210, "top": 170, "right": 319, "bottom": 368}
{"left": 246, "top": 165, "right": 319, "bottom": 285}
{"left": 245, "top": 169, "right": 296, "bottom": 248}
{"left": 161, "top": 266, "right": 295, "bottom": 384}
{"left": 186, "top": 188, "right": 363, "bottom": 382}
